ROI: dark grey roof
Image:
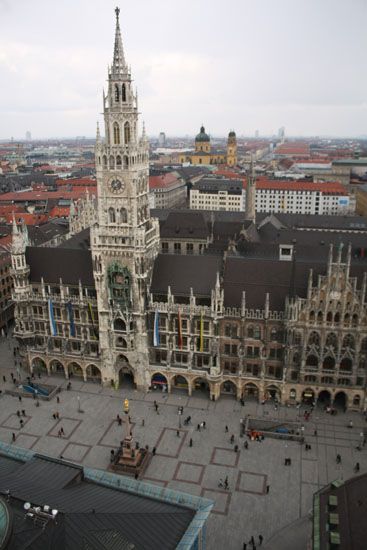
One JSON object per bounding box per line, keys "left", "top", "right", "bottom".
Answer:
{"left": 256, "top": 212, "right": 367, "bottom": 231}
{"left": 223, "top": 255, "right": 366, "bottom": 311}
{"left": 58, "top": 228, "right": 91, "bottom": 250}
{"left": 0, "top": 454, "right": 195, "bottom": 550}
{"left": 151, "top": 254, "right": 222, "bottom": 296}
{"left": 160, "top": 211, "right": 209, "bottom": 239}
{"left": 195, "top": 177, "right": 243, "bottom": 194}
{"left": 25, "top": 246, "right": 94, "bottom": 286}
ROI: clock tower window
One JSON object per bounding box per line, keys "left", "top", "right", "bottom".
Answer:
{"left": 116, "top": 155, "right": 122, "bottom": 167}
{"left": 113, "top": 123, "right": 120, "bottom": 145}
{"left": 122, "top": 83, "right": 126, "bottom": 102}
{"left": 124, "top": 122, "right": 130, "bottom": 144}
{"left": 115, "top": 84, "right": 120, "bottom": 102}
{"left": 123, "top": 155, "right": 129, "bottom": 169}
{"left": 109, "top": 208, "right": 116, "bottom": 223}
{"left": 109, "top": 155, "right": 115, "bottom": 170}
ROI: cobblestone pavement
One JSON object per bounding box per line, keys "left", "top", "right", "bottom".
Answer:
{"left": 0, "top": 335, "right": 366, "bottom": 550}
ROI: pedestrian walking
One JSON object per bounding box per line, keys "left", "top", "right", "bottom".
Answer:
{"left": 336, "top": 454, "right": 341, "bottom": 464}
{"left": 21, "top": 410, "right": 25, "bottom": 417}
{"left": 225, "top": 425, "right": 229, "bottom": 433}
{"left": 197, "top": 424, "right": 201, "bottom": 431}
{"left": 60, "top": 426, "right": 64, "bottom": 436}
{"left": 200, "top": 422, "right": 204, "bottom": 430}
{"left": 56, "top": 396, "right": 60, "bottom": 404}
{"left": 259, "top": 534, "right": 263, "bottom": 545}
{"left": 266, "top": 485, "right": 270, "bottom": 494}
{"left": 230, "top": 434, "right": 234, "bottom": 444}
{"left": 12, "top": 433, "right": 16, "bottom": 443}
{"left": 224, "top": 476, "right": 229, "bottom": 490}
{"left": 249, "top": 536, "right": 255, "bottom": 547}
{"left": 189, "top": 438, "right": 193, "bottom": 447}
{"left": 152, "top": 447, "right": 156, "bottom": 456}
{"left": 314, "top": 429, "right": 318, "bottom": 437}
{"left": 16, "top": 410, "right": 20, "bottom": 417}
{"left": 234, "top": 444, "right": 239, "bottom": 453}
{"left": 355, "top": 462, "right": 360, "bottom": 473}
{"left": 2, "top": 376, "right": 5, "bottom": 383}
{"left": 243, "top": 543, "right": 247, "bottom": 550}
{"left": 176, "top": 430, "right": 180, "bottom": 437}
{"left": 52, "top": 413, "right": 56, "bottom": 420}
{"left": 134, "top": 472, "right": 139, "bottom": 480}
{"left": 203, "top": 421, "right": 206, "bottom": 429}
{"left": 110, "top": 450, "right": 115, "bottom": 463}
{"left": 116, "top": 414, "right": 121, "bottom": 423}
{"left": 57, "top": 430, "right": 61, "bottom": 437}
{"left": 18, "top": 395, "right": 22, "bottom": 402}
{"left": 244, "top": 441, "right": 249, "bottom": 449}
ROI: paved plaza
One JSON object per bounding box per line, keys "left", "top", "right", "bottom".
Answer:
{"left": 0, "top": 336, "right": 366, "bottom": 550}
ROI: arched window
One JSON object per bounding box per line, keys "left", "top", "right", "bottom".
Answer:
{"left": 108, "top": 208, "right": 116, "bottom": 224}
{"left": 116, "top": 155, "right": 122, "bottom": 168}
{"left": 322, "top": 356, "right": 335, "bottom": 370}
{"left": 103, "top": 155, "right": 107, "bottom": 168}
{"left": 326, "top": 311, "right": 332, "bottom": 323}
{"left": 122, "top": 83, "right": 126, "bottom": 102}
{"left": 123, "top": 155, "right": 129, "bottom": 169}
{"left": 115, "top": 84, "right": 120, "bottom": 102}
{"left": 306, "top": 354, "right": 318, "bottom": 367}
{"left": 254, "top": 325, "right": 261, "bottom": 339}
{"left": 124, "top": 122, "right": 130, "bottom": 144}
{"left": 317, "top": 311, "right": 323, "bottom": 322}
{"left": 309, "top": 311, "right": 315, "bottom": 322}
{"left": 109, "top": 155, "right": 115, "bottom": 170}
{"left": 344, "top": 313, "right": 350, "bottom": 327}
{"left": 120, "top": 208, "right": 127, "bottom": 223}
{"left": 334, "top": 312, "right": 340, "bottom": 323}
{"left": 113, "top": 123, "right": 120, "bottom": 145}
{"left": 340, "top": 357, "right": 353, "bottom": 372}
{"left": 352, "top": 314, "right": 358, "bottom": 327}
{"left": 308, "top": 331, "right": 320, "bottom": 347}
{"left": 247, "top": 325, "right": 254, "bottom": 338}
{"left": 114, "top": 318, "right": 126, "bottom": 331}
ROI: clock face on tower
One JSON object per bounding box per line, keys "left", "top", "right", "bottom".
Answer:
{"left": 109, "top": 178, "right": 124, "bottom": 193}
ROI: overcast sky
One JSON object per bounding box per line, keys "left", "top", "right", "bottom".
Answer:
{"left": 0, "top": 0, "right": 366, "bottom": 139}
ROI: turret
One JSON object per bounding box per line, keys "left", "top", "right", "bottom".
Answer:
{"left": 245, "top": 155, "right": 256, "bottom": 223}
{"left": 226, "top": 130, "right": 237, "bottom": 167}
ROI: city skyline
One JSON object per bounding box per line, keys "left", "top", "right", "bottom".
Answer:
{"left": 0, "top": 0, "right": 366, "bottom": 140}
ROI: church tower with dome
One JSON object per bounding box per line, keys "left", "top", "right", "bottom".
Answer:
{"left": 179, "top": 125, "right": 237, "bottom": 166}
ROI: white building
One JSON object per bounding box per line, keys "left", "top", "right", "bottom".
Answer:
{"left": 190, "top": 177, "right": 354, "bottom": 216}
{"left": 190, "top": 178, "right": 246, "bottom": 212}
{"left": 255, "top": 180, "right": 355, "bottom": 215}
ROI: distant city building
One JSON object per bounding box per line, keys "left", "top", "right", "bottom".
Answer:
{"left": 25, "top": 131, "right": 32, "bottom": 141}
{"left": 158, "top": 131, "right": 166, "bottom": 146}
{"left": 278, "top": 126, "right": 285, "bottom": 142}
{"left": 179, "top": 127, "right": 237, "bottom": 166}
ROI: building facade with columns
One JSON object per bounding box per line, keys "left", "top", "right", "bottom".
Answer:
{"left": 10, "top": 11, "right": 367, "bottom": 411}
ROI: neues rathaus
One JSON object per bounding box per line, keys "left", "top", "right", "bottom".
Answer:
{"left": 11, "top": 10, "right": 367, "bottom": 412}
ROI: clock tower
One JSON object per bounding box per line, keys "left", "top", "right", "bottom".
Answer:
{"left": 91, "top": 7, "right": 160, "bottom": 388}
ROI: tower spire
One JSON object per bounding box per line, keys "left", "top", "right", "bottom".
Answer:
{"left": 112, "top": 6, "right": 127, "bottom": 74}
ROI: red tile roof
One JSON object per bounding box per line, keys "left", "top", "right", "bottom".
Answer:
{"left": 149, "top": 173, "right": 181, "bottom": 190}
{"left": 4, "top": 212, "right": 49, "bottom": 225}
{"left": 0, "top": 187, "right": 97, "bottom": 203}
{"left": 56, "top": 177, "right": 96, "bottom": 187}
{"left": 256, "top": 178, "right": 347, "bottom": 195}
{"left": 49, "top": 206, "right": 70, "bottom": 218}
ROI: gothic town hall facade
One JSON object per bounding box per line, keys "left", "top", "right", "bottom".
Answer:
{"left": 11, "top": 11, "right": 367, "bottom": 411}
